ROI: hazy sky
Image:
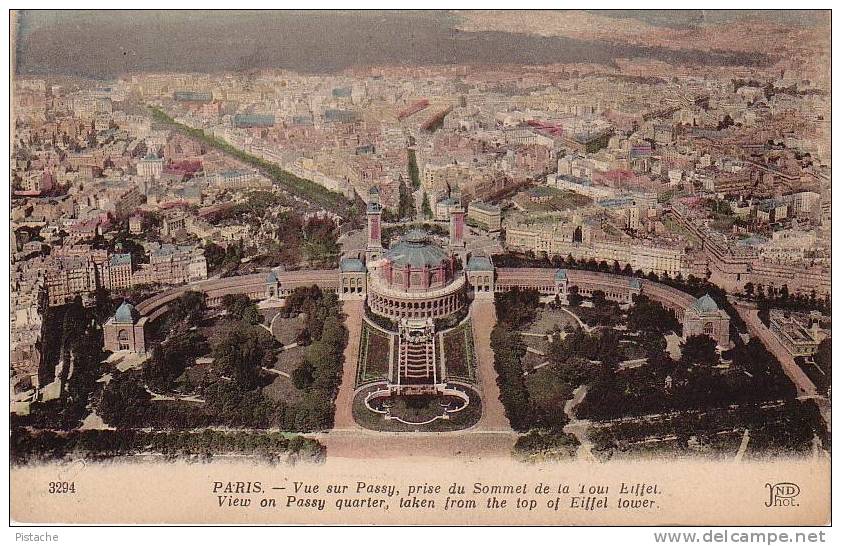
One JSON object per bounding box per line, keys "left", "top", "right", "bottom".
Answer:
{"left": 15, "top": 10, "right": 816, "bottom": 78}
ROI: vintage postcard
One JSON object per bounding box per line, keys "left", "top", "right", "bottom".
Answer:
{"left": 8, "top": 9, "right": 831, "bottom": 527}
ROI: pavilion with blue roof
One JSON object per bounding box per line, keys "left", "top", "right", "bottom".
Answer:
{"left": 683, "top": 293, "right": 731, "bottom": 349}
{"left": 104, "top": 301, "right": 147, "bottom": 353}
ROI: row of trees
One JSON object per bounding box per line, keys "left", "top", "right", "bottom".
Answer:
{"left": 149, "top": 107, "right": 354, "bottom": 218}
{"left": 490, "top": 323, "right": 534, "bottom": 432}
{"left": 396, "top": 178, "right": 416, "bottom": 220}
{"left": 421, "top": 192, "right": 433, "bottom": 219}
{"left": 494, "top": 250, "right": 708, "bottom": 291}
{"left": 590, "top": 398, "right": 826, "bottom": 460}
{"left": 744, "top": 281, "right": 830, "bottom": 313}
{"left": 11, "top": 428, "right": 325, "bottom": 465}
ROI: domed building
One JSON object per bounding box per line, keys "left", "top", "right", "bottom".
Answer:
{"left": 103, "top": 301, "right": 148, "bottom": 354}
{"left": 350, "top": 188, "right": 474, "bottom": 398}
{"left": 367, "top": 229, "right": 467, "bottom": 321}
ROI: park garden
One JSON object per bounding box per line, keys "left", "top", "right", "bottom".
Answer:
{"left": 94, "top": 286, "right": 347, "bottom": 434}
{"left": 490, "top": 279, "right": 828, "bottom": 462}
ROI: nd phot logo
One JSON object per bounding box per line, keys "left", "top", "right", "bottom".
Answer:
{"left": 765, "top": 482, "right": 800, "bottom": 507}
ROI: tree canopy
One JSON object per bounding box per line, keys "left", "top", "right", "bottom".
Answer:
{"left": 680, "top": 334, "right": 719, "bottom": 367}
{"left": 221, "top": 293, "right": 261, "bottom": 325}
{"left": 628, "top": 295, "right": 680, "bottom": 335}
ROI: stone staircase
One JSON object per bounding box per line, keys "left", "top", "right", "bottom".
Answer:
{"left": 398, "top": 335, "right": 437, "bottom": 385}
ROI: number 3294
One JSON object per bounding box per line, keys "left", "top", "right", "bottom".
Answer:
{"left": 48, "top": 481, "right": 76, "bottom": 494}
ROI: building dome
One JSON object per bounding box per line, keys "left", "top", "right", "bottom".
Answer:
{"left": 691, "top": 294, "right": 720, "bottom": 314}
{"left": 113, "top": 301, "right": 137, "bottom": 324}
{"left": 383, "top": 230, "right": 449, "bottom": 270}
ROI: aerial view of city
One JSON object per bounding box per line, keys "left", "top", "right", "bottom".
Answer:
{"left": 9, "top": 9, "right": 830, "bottom": 478}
